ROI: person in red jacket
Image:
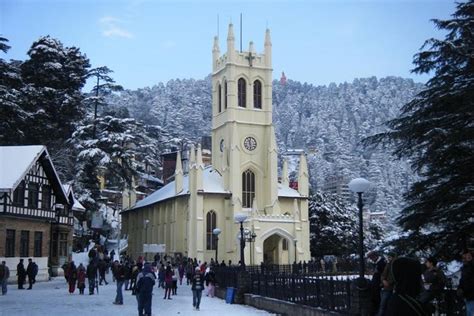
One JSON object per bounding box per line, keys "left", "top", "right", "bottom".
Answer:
{"left": 76, "top": 263, "right": 86, "bottom": 295}
{"left": 66, "top": 261, "right": 77, "bottom": 294}
{"left": 163, "top": 264, "right": 173, "bottom": 299}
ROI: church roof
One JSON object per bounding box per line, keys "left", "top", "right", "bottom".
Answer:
{"left": 130, "top": 166, "right": 229, "bottom": 210}
{"left": 127, "top": 165, "right": 303, "bottom": 212}
{"left": 277, "top": 183, "right": 302, "bottom": 198}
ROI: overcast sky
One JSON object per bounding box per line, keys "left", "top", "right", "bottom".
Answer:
{"left": 1, "top": 0, "right": 456, "bottom": 90}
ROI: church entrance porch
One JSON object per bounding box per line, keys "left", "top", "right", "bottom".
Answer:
{"left": 262, "top": 234, "right": 290, "bottom": 265}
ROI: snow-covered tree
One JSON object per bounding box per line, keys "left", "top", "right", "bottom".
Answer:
{"left": 0, "top": 37, "right": 26, "bottom": 145}
{"left": 85, "top": 66, "right": 123, "bottom": 138}
{"left": 309, "top": 192, "right": 358, "bottom": 257}
{"left": 309, "top": 191, "right": 384, "bottom": 257}
{"left": 363, "top": 1, "right": 474, "bottom": 259}
{"left": 18, "top": 36, "right": 90, "bottom": 179}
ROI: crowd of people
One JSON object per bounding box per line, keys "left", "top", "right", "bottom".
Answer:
{"left": 366, "top": 250, "right": 474, "bottom": 316}
{"left": 57, "top": 246, "right": 219, "bottom": 315}
{"left": 0, "top": 247, "right": 472, "bottom": 316}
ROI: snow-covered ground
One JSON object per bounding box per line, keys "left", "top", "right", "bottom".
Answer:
{"left": 0, "top": 276, "right": 272, "bottom": 316}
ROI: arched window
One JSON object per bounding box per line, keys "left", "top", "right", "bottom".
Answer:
{"left": 238, "top": 78, "right": 246, "bottom": 108}
{"left": 206, "top": 210, "right": 217, "bottom": 250}
{"left": 218, "top": 84, "right": 222, "bottom": 113}
{"left": 253, "top": 80, "right": 262, "bottom": 109}
{"left": 242, "top": 169, "right": 255, "bottom": 208}
{"left": 224, "top": 80, "right": 228, "bottom": 109}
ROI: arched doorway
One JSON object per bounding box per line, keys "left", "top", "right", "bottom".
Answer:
{"left": 263, "top": 234, "right": 290, "bottom": 264}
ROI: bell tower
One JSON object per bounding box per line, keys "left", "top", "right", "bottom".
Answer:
{"left": 211, "top": 24, "right": 278, "bottom": 214}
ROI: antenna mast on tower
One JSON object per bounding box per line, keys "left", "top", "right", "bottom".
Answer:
{"left": 240, "top": 13, "right": 242, "bottom": 53}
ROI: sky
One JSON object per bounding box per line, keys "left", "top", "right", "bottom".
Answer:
{"left": 1, "top": 0, "right": 456, "bottom": 91}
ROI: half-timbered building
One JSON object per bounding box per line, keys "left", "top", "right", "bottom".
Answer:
{"left": 0, "top": 145, "right": 73, "bottom": 280}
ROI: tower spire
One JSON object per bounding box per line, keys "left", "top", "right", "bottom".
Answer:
{"left": 175, "top": 150, "right": 183, "bottom": 194}
{"left": 282, "top": 158, "right": 289, "bottom": 187}
{"left": 264, "top": 28, "right": 272, "bottom": 66}
{"left": 213, "top": 36, "right": 220, "bottom": 70}
{"left": 298, "top": 152, "right": 309, "bottom": 196}
{"left": 227, "top": 23, "right": 235, "bottom": 60}
{"left": 189, "top": 144, "right": 196, "bottom": 169}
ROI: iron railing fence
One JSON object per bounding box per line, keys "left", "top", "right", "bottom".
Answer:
{"left": 214, "top": 265, "right": 466, "bottom": 315}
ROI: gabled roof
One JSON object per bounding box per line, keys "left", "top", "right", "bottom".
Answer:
{"left": 126, "top": 165, "right": 303, "bottom": 211}
{"left": 63, "top": 184, "right": 86, "bottom": 212}
{"left": 0, "top": 145, "right": 69, "bottom": 204}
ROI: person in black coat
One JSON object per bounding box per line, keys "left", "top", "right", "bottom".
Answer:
{"left": 136, "top": 263, "right": 156, "bottom": 316}
{"left": 368, "top": 251, "right": 386, "bottom": 315}
{"left": 16, "top": 259, "right": 26, "bottom": 289}
{"left": 457, "top": 250, "right": 474, "bottom": 316}
{"left": 384, "top": 257, "right": 427, "bottom": 316}
{"left": 26, "top": 258, "right": 37, "bottom": 290}
{"left": 86, "top": 261, "right": 97, "bottom": 295}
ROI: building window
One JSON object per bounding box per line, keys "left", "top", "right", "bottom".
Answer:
{"left": 242, "top": 169, "right": 255, "bottom": 208}
{"left": 28, "top": 182, "right": 39, "bottom": 208}
{"left": 34, "top": 232, "right": 43, "bottom": 257}
{"left": 13, "top": 180, "right": 25, "bottom": 206}
{"left": 206, "top": 211, "right": 217, "bottom": 250}
{"left": 253, "top": 80, "right": 262, "bottom": 109}
{"left": 224, "top": 81, "right": 228, "bottom": 109}
{"left": 282, "top": 238, "right": 288, "bottom": 251}
{"left": 238, "top": 78, "right": 246, "bottom": 107}
{"left": 42, "top": 185, "right": 51, "bottom": 210}
{"left": 20, "top": 230, "right": 29, "bottom": 257}
{"left": 59, "top": 232, "right": 68, "bottom": 257}
{"left": 6, "top": 229, "right": 15, "bottom": 257}
{"left": 218, "top": 84, "right": 222, "bottom": 113}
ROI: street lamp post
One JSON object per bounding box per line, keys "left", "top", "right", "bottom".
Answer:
{"left": 243, "top": 228, "right": 257, "bottom": 265}
{"left": 348, "top": 178, "right": 371, "bottom": 286}
{"left": 144, "top": 219, "right": 150, "bottom": 260}
{"left": 234, "top": 213, "right": 248, "bottom": 270}
{"left": 294, "top": 239, "right": 298, "bottom": 263}
{"left": 213, "top": 228, "right": 221, "bottom": 263}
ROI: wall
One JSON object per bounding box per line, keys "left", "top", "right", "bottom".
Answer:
{"left": 0, "top": 216, "right": 50, "bottom": 259}
{"left": 0, "top": 257, "right": 49, "bottom": 283}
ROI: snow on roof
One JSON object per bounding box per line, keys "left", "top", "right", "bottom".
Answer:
{"left": 132, "top": 166, "right": 230, "bottom": 210}
{"left": 0, "top": 145, "right": 45, "bottom": 191}
{"left": 130, "top": 166, "right": 303, "bottom": 210}
{"left": 62, "top": 184, "right": 85, "bottom": 212}
{"left": 140, "top": 173, "right": 164, "bottom": 184}
{"left": 278, "top": 183, "right": 302, "bottom": 198}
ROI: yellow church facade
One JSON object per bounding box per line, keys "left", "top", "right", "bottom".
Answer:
{"left": 122, "top": 25, "right": 311, "bottom": 265}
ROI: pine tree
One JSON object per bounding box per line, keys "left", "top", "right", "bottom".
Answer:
{"left": 19, "top": 36, "right": 90, "bottom": 176}
{"left": 85, "top": 66, "right": 123, "bottom": 138}
{"left": 363, "top": 1, "right": 474, "bottom": 259}
{"left": 309, "top": 192, "right": 359, "bottom": 257}
{"left": 0, "top": 37, "right": 26, "bottom": 144}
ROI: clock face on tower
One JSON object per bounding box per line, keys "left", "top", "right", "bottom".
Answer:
{"left": 219, "top": 139, "right": 224, "bottom": 152}
{"left": 243, "top": 136, "right": 257, "bottom": 151}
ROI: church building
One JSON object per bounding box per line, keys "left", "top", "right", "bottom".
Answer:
{"left": 122, "top": 25, "right": 311, "bottom": 265}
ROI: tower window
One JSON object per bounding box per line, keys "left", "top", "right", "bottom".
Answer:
{"left": 218, "top": 84, "right": 222, "bottom": 113}
{"left": 238, "top": 78, "right": 246, "bottom": 108}
{"left": 224, "top": 81, "right": 228, "bottom": 109}
{"left": 253, "top": 80, "right": 262, "bottom": 109}
{"left": 206, "top": 210, "right": 217, "bottom": 250}
{"left": 242, "top": 169, "right": 255, "bottom": 208}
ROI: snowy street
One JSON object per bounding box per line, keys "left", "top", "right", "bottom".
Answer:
{"left": 0, "top": 277, "right": 272, "bottom": 316}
